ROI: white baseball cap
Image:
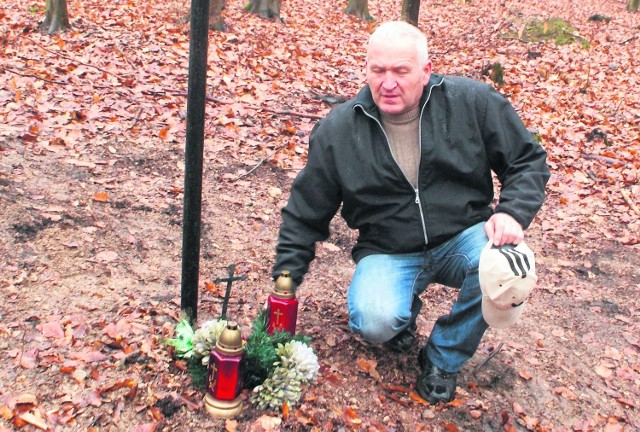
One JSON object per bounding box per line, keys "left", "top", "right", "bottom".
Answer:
{"left": 479, "top": 240, "right": 537, "bottom": 328}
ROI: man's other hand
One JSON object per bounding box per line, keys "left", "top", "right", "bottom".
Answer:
{"left": 484, "top": 213, "right": 524, "bottom": 246}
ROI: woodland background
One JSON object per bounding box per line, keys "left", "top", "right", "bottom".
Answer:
{"left": 1, "top": 0, "right": 639, "bottom": 430}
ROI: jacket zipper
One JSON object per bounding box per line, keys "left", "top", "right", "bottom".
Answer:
{"left": 355, "top": 78, "right": 443, "bottom": 247}
{"left": 414, "top": 188, "right": 429, "bottom": 245}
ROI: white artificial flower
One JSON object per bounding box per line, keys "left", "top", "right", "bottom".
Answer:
{"left": 188, "top": 319, "right": 227, "bottom": 364}
{"left": 284, "top": 340, "right": 319, "bottom": 382}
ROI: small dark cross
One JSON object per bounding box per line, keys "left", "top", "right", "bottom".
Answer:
{"left": 214, "top": 264, "right": 246, "bottom": 320}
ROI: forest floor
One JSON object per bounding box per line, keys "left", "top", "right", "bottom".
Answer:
{"left": 1, "top": 0, "right": 639, "bottom": 430}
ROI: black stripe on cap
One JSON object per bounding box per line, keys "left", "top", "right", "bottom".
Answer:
{"left": 497, "top": 247, "right": 531, "bottom": 277}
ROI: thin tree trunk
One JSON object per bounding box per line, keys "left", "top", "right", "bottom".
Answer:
{"left": 209, "top": 0, "right": 226, "bottom": 31}
{"left": 345, "top": 0, "right": 373, "bottom": 21}
{"left": 401, "top": 0, "right": 420, "bottom": 26}
{"left": 43, "top": 0, "right": 70, "bottom": 34}
{"left": 628, "top": 0, "right": 639, "bottom": 12}
{"left": 247, "top": 0, "right": 282, "bottom": 20}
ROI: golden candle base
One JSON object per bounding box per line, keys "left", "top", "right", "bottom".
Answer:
{"left": 203, "top": 393, "right": 243, "bottom": 418}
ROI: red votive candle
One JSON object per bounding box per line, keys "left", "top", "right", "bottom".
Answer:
{"left": 204, "top": 321, "right": 244, "bottom": 418}
{"left": 266, "top": 270, "right": 298, "bottom": 335}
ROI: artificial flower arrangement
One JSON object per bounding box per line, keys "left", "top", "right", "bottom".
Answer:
{"left": 165, "top": 309, "right": 319, "bottom": 411}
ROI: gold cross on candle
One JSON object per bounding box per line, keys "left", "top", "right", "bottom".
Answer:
{"left": 207, "top": 363, "right": 218, "bottom": 390}
{"left": 273, "top": 309, "right": 283, "bottom": 325}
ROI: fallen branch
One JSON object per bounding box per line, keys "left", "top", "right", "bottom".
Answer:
{"left": 499, "top": 36, "right": 529, "bottom": 43}
{"left": 563, "top": 29, "right": 589, "bottom": 42}
{"left": 206, "top": 94, "right": 325, "bottom": 120}
{"left": 1, "top": 65, "right": 67, "bottom": 85}
{"left": 473, "top": 342, "right": 504, "bottom": 375}
{"left": 612, "top": 96, "right": 625, "bottom": 116}
{"left": 387, "top": 392, "right": 411, "bottom": 407}
{"left": 580, "top": 152, "right": 630, "bottom": 167}
{"left": 16, "top": 329, "right": 28, "bottom": 382}
{"left": 129, "top": 107, "right": 143, "bottom": 130}
{"left": 234, "top": 144, "right": 287, "bottom": 180}
{"left": 212, "top": 96, "right": 324, "bottom": 120}
{"left": 174, "top": 92, "right": 325, "bottom": 120}
{"left": 169, "top": 391, "right": 200, "bottom": 410}
{"left": 621, "top": 189, "right": 640, "bottom": 216}
{"left": 26, "top": 37, "right": 132, "bottom": 80}
{"left": 117, "top": 349, "right": 141, "bottom": 367}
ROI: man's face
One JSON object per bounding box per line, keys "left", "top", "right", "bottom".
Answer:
{"left": 366, "top": 37, "right": 432, "bottom": 115}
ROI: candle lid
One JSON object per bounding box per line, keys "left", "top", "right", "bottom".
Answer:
{"left": 273, "top": 271, "right": 295, "bottom": 299}
{"left": 216, "top": 321, "right": 243, "bottom": 356}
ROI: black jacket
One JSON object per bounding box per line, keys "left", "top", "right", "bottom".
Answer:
{"left": 274, "top": 74, "right": 550, "bottom": 284}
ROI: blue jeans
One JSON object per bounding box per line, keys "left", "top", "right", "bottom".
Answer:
{"left": 347, "top": 222, "right": 489, "bottom": 373}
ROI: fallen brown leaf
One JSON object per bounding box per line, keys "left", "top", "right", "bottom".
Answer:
{"left": 409, "top": 392, "right": 429, "bottom": 406}
{"left": 355, "top": 357, "right": 380, "bottom": 380}
{"left": 93, "top": 192, "right": 109, "bottom": 202}
{"left": 446, "top": 398, "right": 465, "bottom": 408}
{"left": 15, "top": 394, "right": 38, "bottom": 405}
{"left": 0, "top": 403, "right": 13, "bottom": 420}
{"left": 616, "top": 397, "right": 636, "bottom": 408}
{"left": 443, "top": 422, "right": 459, "bottom": 432}
{"left": 469, "top": 409, "right": 483, "bottom": 419}
{"left": 323, "top": 373, "right": 341, "bottom": 384}
{"left": 204, "top": 281, "right": 222, "bottom": 296}
{"left": 522, "top": 415, "right": 540, "bottom": 429}
{"left": 104, "top": 318, "right": 132, "bottom": 339}
{"left": 16, "top": 350, "right": 38, "bottom": 369}
{"left": 95, "top": 250, "right": 118, "bottom": 263}
{"left": 519, "top": 369, "right": 533, "bottom": 380}
{"left": 342, "top": 406, "right": 358, "bottom": 419}
{"left": 70, "top": 350, "right": 107, "bottom": 363}
{"left": 381, "top": 383, "right": 411, "bottom": 393}
{"left": 595, "top": 364, "right": 613, "bottom": 379}
{"left": 16, "top": 412, "right": 48, "bottom": 430}
{"left": 513, "top": 402, "right": 525, "bottom": 415}
{"left": 131, "top": 423, "right": 158, "bottom": 432}
{"left": 252, "top": 414, "right": 282, "bottom": 430}
{"left": 225, "top": 418, "right": 239, "bottom": 432}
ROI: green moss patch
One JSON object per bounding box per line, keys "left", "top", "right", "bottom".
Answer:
{"left": 510, "top": 17, "right": 586, "bottom": 46}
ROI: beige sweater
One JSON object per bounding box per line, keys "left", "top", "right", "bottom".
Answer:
{"left": 380, "top": 106, "right": 421, "bottom": 187}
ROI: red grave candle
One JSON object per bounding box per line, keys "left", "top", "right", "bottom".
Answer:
{"left": 266, "top": 271, "right": 298, "bottom": 335}
{"left": 204, "top": 321, "right": 244, "bottom": 418}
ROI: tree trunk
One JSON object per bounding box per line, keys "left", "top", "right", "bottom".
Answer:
{"left": 401, "top": 0, "right": 421, "bottom": 26}
{"left": 345, "top": 0, "right": 373, "bottom": 21}
{"left": 628, "top": 0, "right": 639, "bottom": 12}
{"left": 43, "top": 0, "right": 70, "bottom": 34}
{"left": 247, "top": 0, "right": 282, "bottom": 20}
{"left": 209, "top": 0, "right": 226, "bottom": 31}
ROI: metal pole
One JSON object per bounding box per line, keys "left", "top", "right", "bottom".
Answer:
{"left": 181, "top": 0, "right": 210, "bottom": 324}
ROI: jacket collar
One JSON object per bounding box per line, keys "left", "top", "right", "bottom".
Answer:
{"left": 353, "top": 73, "right": 445, "bottom": 118}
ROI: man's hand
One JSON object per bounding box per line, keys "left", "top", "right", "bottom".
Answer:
{"left": 484, "top": 213, "right": 524, "bottom": 246}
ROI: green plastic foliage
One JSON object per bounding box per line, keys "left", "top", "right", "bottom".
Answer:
{"left": 164, "top": 319, "right": 195, "bottom": 356}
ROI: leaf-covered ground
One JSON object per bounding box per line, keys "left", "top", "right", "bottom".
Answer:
{"left": 1, "top": 0, "right": 639, "bottom": 430}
